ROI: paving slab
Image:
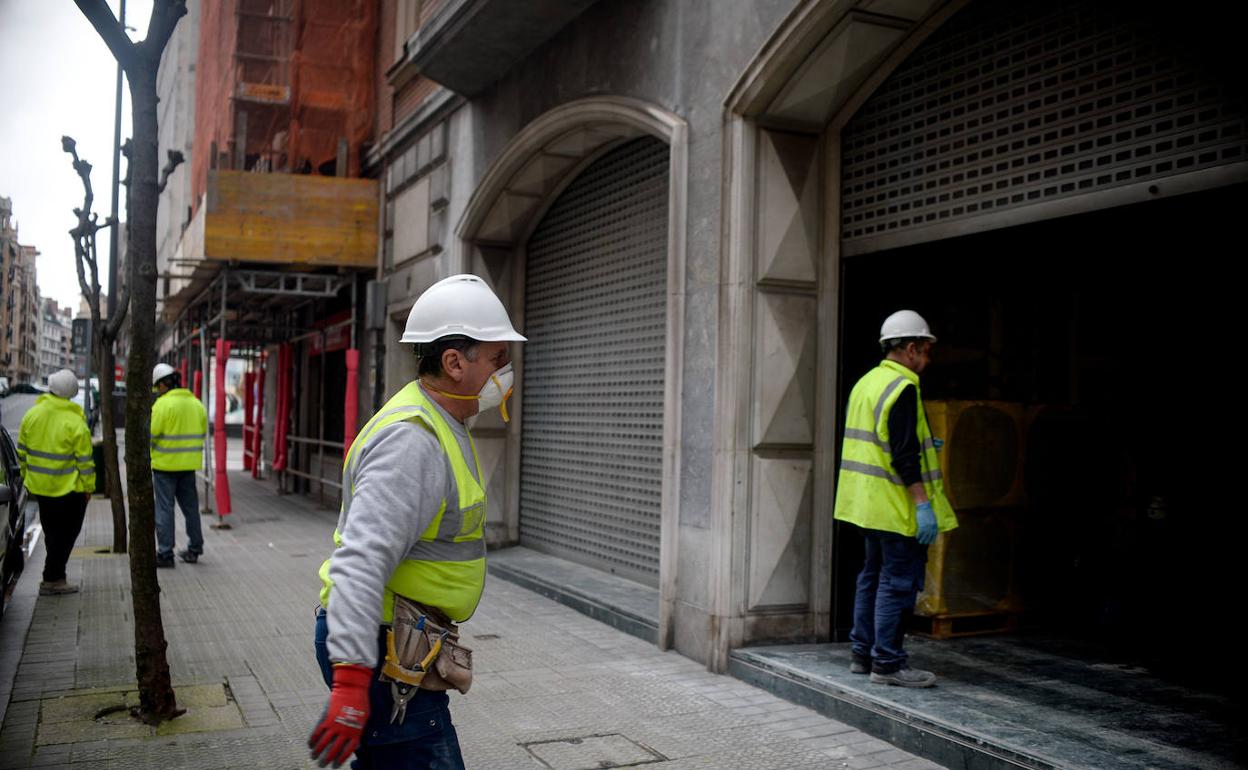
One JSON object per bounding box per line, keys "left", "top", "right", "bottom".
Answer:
{"left": 1, "top": 466, "right": 940, "bottom": 769}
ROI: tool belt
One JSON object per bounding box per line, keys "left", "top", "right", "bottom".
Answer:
{"left": 379, "top": 595, "right": 473, "bottom": 694}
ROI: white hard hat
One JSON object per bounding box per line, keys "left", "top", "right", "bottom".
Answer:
{"left": 400, "top": 274, "right": 526, "bottom": 344}
{"left": 48, "top": 369, "right": 79, "bottom": 399}
{"left": 152, "top": 362, "right": 177, "bottom": 385}
{"left": 879, "top": 310, "right": 937, "bottom": 344}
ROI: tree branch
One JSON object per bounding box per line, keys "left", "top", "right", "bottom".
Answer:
{"left": 64, "top": 136, "right": 98, "bottom": 309}
{"left": 157, "top": 150, "right": 185, "bottom": 193}
{"left": 137, "top": 0, "right": 187, "bottom": 63}
{"left": 121, "top": 139, "right": 133, "bottom": 189}
{"left": 71, "top": 220, "right": 93, "bottom": 308}
{"left": 73, "top": 0, "right": 138, "bottom": 71}
{"left": 105, "top": 281, "right": 131, "bottom": 341}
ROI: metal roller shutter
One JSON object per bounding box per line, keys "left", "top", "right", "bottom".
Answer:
{"left": 520, "top": 136, "right": 669, "bottom": 586}
{"left": 841, "top": 0, "right": 1248, "bottom": 256}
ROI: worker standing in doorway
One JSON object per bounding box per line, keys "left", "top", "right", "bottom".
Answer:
{"left": 835, "top": 310, "right": 958, "bottom": 687}
{"left": 17, "top": 369, "right": 95, "bottom": 595}
{"left": 309, "top": 274, "right": 525, "bottom": 769}
{"left": 151, "top": 363, "right": 209, "bottom": 568}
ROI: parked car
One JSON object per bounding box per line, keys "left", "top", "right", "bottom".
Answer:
{"left": 9, "top": 383, "right": 48, "bottom": 396}
{"left": 0, "top": 424, "right": 29, "bottom": 619}
{"left": 0, "top": 376, "right": 10, "bottom": 397}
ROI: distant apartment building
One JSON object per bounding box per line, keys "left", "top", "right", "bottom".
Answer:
{"left": 38, "top": 297, "right": 74, "bottom": 384}
{"left": 2, "top": 196, "right": 40, "bottom": 385}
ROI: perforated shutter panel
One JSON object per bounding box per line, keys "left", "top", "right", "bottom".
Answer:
{"left": 520, "top": 136, "right": 669, "bottom": 586}
{"left": 841, "top": 0, "right": 1248, "bottom": 256}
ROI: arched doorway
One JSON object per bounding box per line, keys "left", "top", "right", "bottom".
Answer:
{"left": 455, "top": 98, "right": 688, "bottom": 646}
{"left": 519, "top": 136, "right": 671, "bottom": 587}
{"left": 716, "top": 0, "right": 1248, "bottom": 669}
{"left": 831, "top": 0, "right": 1248, "bottom": 665}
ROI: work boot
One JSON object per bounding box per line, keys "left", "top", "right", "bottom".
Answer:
{"left": 39, "top": 580, "right": 79, "bottom": 596}
{"left": 155, "top": 554, "right": 176, "bottom": 569}
{"left": 869, "top": 666, "right": 936, "bottom": 688}
{"left": 177, "top": 550, "right": 199, "bottom": 564}
{"left": 850, "top": 654, "right": 871, "bottom": 675}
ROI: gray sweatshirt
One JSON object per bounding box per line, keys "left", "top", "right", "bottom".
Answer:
{"left": 324, "top": 393, "right": 480, "bottom": 666}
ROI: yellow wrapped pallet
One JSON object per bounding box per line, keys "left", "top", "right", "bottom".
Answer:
{"left": 915, "top": 506, "right": 1024, "bottom": 618}
{"left": 917, "top": 400, "right": 1027, "bottom": 628}
{"left": 925, "top": 400, "right": 1026, "bottom": 510}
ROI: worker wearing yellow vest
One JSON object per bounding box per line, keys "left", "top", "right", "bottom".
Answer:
{"left": 834, "top": 310, "right": 957, "bottom": 688}
{"left": 17, "top": 369, "right": 94, "bottom": 596}
{"left": 310, "top": 275, "right": 525, "bottom": 769}
{"left": 151, "top": 363, "right": 208, "bottom": 568}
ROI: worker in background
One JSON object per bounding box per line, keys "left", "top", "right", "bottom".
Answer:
{"left": 17, "top": 369, "right": 94, "bottom": 595}
{"left": 310, "top": 274, "right": 525, "bottom": 769}
{"left": 151, "top": 363, "right": 208, "bottom": 568}
{"left": 834, "top": 310, "right": 958, "bottom": 687}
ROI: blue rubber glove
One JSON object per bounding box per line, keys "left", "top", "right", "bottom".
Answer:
{"left": 932, "top": 437, "right": 944, "bottom": 453}
{"left": 915, "top": 501, "right": 938, "bottom": 545}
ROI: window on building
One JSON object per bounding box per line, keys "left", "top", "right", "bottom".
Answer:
{"left": 394, "top": 0, "right": 426, "bottom": 63}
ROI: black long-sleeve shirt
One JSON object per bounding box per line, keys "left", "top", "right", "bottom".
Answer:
{"left": 886, "top": 385, "right": 923, "bottom": 487}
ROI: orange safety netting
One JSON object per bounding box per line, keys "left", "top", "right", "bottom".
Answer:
{"left": 190, "top": 0, "right": 377, "bottom": 217}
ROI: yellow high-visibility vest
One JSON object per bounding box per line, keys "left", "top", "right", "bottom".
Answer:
{"left": 150, "top": 388, "right": 208, "bottom": 472}
{"left": 319, "top": 381, "right": 486, "bottom": 624}
{"left": 17, "top": 394, "right": 95, "bottom": 497}
{"left": 834, "top": 360, "right": 958, "bottom": 536}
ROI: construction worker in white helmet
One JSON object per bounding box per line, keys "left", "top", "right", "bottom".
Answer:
{"left": 834, "top": 310, "right": 958, "bottom": 688}
{"left": 150, "top": 362, "right": 208, "bottom": 568}
{"left": 310, "top": 274, "right": 525, "bottom": 769}
{"left": 17, "top": 369, "right": 95, "bottom": 595}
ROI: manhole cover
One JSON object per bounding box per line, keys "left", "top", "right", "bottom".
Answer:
{"left": 522, "top": 733, "right": 666, "bottom": 769}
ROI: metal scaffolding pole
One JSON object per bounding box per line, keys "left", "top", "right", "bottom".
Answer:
{"left": 199, "top": 323, "right": 213, "bottom": 514}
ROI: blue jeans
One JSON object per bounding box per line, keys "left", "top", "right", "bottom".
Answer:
{"left": 849, "top": 528, "right": 928, "bottom": 673}
{"left": 314, "top": 607, "right": 466, "bottom": 770}
{"left": 153, "top": 470, "right": 202, "bottom": 558}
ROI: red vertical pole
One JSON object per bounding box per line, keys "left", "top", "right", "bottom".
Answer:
{"left": 242, "top": 370, "right": 255, "bottom": 471}
{"left": 193, "top": 370, "right": 203, "bottom": 400}
{"left": 273, "top": 343, "right": 291, "bottom": 472}
{"left": 344, "top": 348, "right": 360, "bottom": 458}
{"left": 213, "top": 339, "right": 232, "bottom": 518}
{"left": 179, "top": 359, "right": 188, "bottom": 389}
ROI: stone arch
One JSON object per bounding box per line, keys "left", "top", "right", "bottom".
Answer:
{"left": 708, "top": 0, "right": 963, "bottom": 670}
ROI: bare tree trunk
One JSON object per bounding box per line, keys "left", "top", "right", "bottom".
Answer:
{"left": 75, "top": 0, "right": 186, "bottom": 725}
{"left": 124, "top": 62, "right": 179, "bottom": 724}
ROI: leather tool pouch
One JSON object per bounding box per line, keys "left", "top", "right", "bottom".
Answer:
{"left": 381, "top": 595, "right": 473, "bottom": 694}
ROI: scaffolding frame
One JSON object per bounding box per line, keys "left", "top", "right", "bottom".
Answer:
{"left": 163, "top": 265, "right": 363, "bottom": 521}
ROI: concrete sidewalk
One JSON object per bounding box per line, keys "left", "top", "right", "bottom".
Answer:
{"left": 0, "top": 473, "right": 943, "bottom": 769}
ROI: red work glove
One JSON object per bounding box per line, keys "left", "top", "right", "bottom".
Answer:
{"left": 308, "top": 663, "right": 373, "bottom": 768}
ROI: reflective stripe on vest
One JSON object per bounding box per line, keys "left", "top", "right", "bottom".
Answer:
{"left": 319, "top": 381, "right": 487, "bottom": 624}
{"left": 833, "top": 360, "right": 957, "bottom": 537}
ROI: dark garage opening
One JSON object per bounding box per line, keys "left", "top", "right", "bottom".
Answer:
{"left": 833, "top": 182, "right": 1246, "bottom": 696}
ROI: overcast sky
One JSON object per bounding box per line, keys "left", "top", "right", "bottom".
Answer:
{"left": 0, "top": 0, "right": 155, "bottom": 312}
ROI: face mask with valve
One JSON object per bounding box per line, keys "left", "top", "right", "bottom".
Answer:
{"left": 426, "top": 362, "right": 515, "bottom": 422}
{"left": 475, "top": 363, "right": 513, "bottom": 420}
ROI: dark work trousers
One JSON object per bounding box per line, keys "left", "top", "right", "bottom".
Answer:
{"left": 35, "top": 492, "right": 89, "bottom": 583}
{"left": 849, "top": 528, "right": 929, "bottom": 673}
{"left": 153, "top": 470, "right": 203, "bottom": 558}
{"left": 314, "top": 607, "right": 466, "bottom": 770}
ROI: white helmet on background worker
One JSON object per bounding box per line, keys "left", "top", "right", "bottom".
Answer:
{"left": 400, "top": 274, "right": 526, "bottom": 343}
{"left": 48, "top": 369, "right": 79, "bottom": 399}
{"left": 152, "top": 362, "right": 177, "bottom": 385}
{"left": 879, "top": 310, "right": 937, "bottom": 345}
